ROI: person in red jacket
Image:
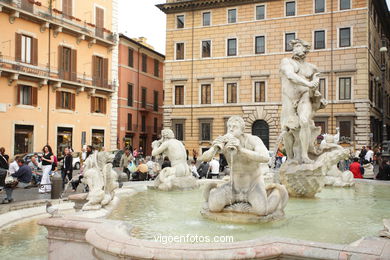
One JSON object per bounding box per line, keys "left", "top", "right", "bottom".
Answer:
{"left": 349, "top": 157, "right": 363, "bottom": 178}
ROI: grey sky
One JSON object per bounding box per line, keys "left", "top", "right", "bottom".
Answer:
{"left": 118, "top": 0, "right": 390, "bottom": 55}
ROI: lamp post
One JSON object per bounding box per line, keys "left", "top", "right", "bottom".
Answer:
{"left": 380, "top": 35, "right": 388, "bottom": 151}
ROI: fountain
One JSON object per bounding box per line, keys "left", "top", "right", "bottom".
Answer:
{"left": 200, "top": 116, "right": 288, "bottom": 223}
{"left": 2, "top": 39, "right": 390, "bottom": 260}
{"left": 279, "top": 39, "right": 352, "bottom": 197}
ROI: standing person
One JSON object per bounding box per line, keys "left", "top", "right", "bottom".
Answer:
{"left": 120, "top": 148, "right": 133, "bottom": 180}
{"left": 349, "top": 158, "right": 363, "bottom": 179}
{"left": 365, "top": 146, "right": 374, "bottom": 163}
{"left": 2, "top": 158, "right": 32, "bottom": 203}
{"left": 39, "top": 145, "right": 54, "bottom": 193}
{"left": 192, "top": 149, "right": 198, "bottom": 163}
{"left": 71, "top": 145, "right": 93, "bottom": 191}
{"left": 208, "top": 157, "right": 220, "bottom": 179}
{"left": 189, "top": 161, "right": 200, "bottom": 178}
{"left": 133, "top": 148, "right": 139, "bottom": 164}
{"left": 197, "top": 161, "right": 210, "bottom": 179}
{"left": 138, "top": 146, "right": 144, "bottom": 159}
{"left": 81, "top": 145, "right": 87, "bottom": 162}
{"left": 359, "top": 146, "right": 367, "bottom": 165}
{"left": 61, "top": 147, "right": 73, "bottom": 189}
{"left": 0, "top": 147, "right": 9, "bottom": 188}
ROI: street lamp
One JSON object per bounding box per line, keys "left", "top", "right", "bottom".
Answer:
{"left": 380, "top": 35, "right": 388, "bottom": 151}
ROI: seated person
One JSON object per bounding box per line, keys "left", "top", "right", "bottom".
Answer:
{"left": 190, "top": 161, "right": 200, "bottom": 178}
{"left": 146, "top": 156, "right": 160, "bottom": 180}
{"left": 29, "top": 153, "right": 42, "bottom": 186}
{"left": 2, "top": 159, "right": 32, "bottom": 204}
{"left": 131, "top": 159, "right": 149, "bottom": 181}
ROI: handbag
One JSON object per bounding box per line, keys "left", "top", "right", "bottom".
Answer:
{"left": 127, "top": 160, "right": 137, "bottom": 173}
{"left": 4, "top": 171, "right": 18, "bottom": 188}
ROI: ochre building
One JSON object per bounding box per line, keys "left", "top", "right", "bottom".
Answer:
{"left": 118, "top": 34, "right": 164, "bottom": 155}
{"left": 157, "top": 0, "right": 390, "bottom": 155}
{"left": 0, "top": 0, "right": 119, "bottom": 156}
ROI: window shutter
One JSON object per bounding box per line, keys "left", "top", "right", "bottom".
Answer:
{"left": 58, "top": 46, "right": 63, "bottom": 78}
{"left": 15, "top": 33, "right": 22, "bottom": 62}
{"left": 91, "top": 97, "right": 95, "bottom": 113}
{"left": 32, "top": 38, "right": 38, "bottom": 66}
{"left": 103, "top": 58, "right": 108, "bottom": 88}
{"left": 103, "top": 98, "right": 107, "bottom": 114}
{"left": 17, "top": 85, "right": 21, "bottom": 104}
{"left": 56, "top": 91, "right": 61, "bottom": 109}
{"left": 92, "top": 56, "right": 97, "bottom": 85}
{"left": 32, "top": 87, "right": 38, "bottom": 106}
{"left": 71, "top": 49, "right": 77, "bottom": 81}
{"left": 71, "top": 93, "right": 75, "bottom": 110}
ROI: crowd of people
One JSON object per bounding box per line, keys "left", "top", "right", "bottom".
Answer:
{"left": 1, "top": 141, "right": 389, "bottom": 204}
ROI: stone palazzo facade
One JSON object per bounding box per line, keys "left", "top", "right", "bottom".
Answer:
{"left": 157, "top": 0, "right": 390, "bottom": 155}
{"left": 0, "top": 0, "right": 119, "bottom": 156}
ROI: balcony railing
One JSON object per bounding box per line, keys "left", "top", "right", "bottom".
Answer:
{"left": 0, "top": 0, "right": 116, "bottom": 44}
{"left": 0, "top": 55, "right": 114, "bottom": 90}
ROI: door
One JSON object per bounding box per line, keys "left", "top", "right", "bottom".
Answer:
{"left": 14, "top": 125, "right": 34, "bottom": 154}
{"left": 57, "top": 127, "right": 73, "bottom": 157}
{"left": 252, "top": 120, "right": 269, "bottom": 149}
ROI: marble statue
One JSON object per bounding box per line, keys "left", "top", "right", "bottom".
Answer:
{"left": 200, "top": 116, "right": 288, "bottom": 223}
{"left": 279, "top": 39, "right": 350, "bottom": 197}
{"left": 321, "top": 134, "right": 354, "bottom": 187}
{"left": 151, "top": 129, "right": 198, "bottom": 191}
{"left": 81, "top": 151, "right": 119, "bottom": 210}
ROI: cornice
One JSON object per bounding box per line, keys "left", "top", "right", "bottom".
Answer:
{"left": 156, "top": 0, "right": 273, "bottom": 14}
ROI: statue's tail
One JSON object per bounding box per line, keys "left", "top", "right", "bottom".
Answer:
{"left": 266, "top": 183, "right": 289, "bottom": 210}
{"left": 203, "top": 183, "right": 218, "bottom": 202}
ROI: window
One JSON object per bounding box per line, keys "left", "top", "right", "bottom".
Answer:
{"left": 228, "top": 9, "right": 237, "bottom": 23}
{"left": 255, "top": 36, "right": 265, "bottom": 54}
{"left": 254, "top": 81, "right": 265, "bottom": 102}
{"left": 315, "top": 121, "right": 327, "bottom": 134}
{"left": 286, "top": 1, "right": 296, "bottom": 16}
{"left": 340, "top": 0, "right": 350, "bottom": 10}
{"left": 369, "top": 79, "right": 373, "bottom": 102}
{"left": 62, "top": 47, "right": 72, "bottom": 77}
{"left": 153, "top": 91, "right": 159, "bottom": 111}
{"left": 128, "top": 48, "right": 133, "bottom": 67}
{"left": 141, "top": 88, "right": 147, "bottom": 108}
{"left": 227, "top": 38, "right": 237, "bottom": 56}
{"left": 172, "top": 119, "right": 185, "bottom": 141}
{"left": 285, "top": 33, "right": 296, "bottom": 51}
{"left": 314, "top": 30, "right": 325, "bottom": 49}
{"left": 62, "top": 0, "right": 72, "bottom": 17}
{"left": 18, "top": 85, "right": 37, "bottom": 106}
{"left": 175, "top": 85, "right": 184, "bottom": 105}
{"left": 91, "top": 129, "right": 104, "bottom": 150}
{"left": 91, "top": 97, "right": 106, "bottom": 114}
{"left": 154, "top": 118, "right": 158, "bottom": 133}
{"left": 176, "top": 43, "right": 184, "bottom": 60}
{"left": 57, "top": 91, "right": 75, "bottom": 110}
{"left": 127, "top": 84, "right": 133, "bottom": 107}
{"left": 339, "top": 120, "right": 352, "bottom": 140}
{"left": 92, "top": 55, "right": 108, "bottom": 88}
{"left": 203, "top": 12, "right": 211, "bottom": 26}
{"left": 142, "top": 54, "right": 147, "bottom": 73}
{"left": 339, "top": 77, "right": 351, "bottom": 100}
{"left": 315, "top": 0, "right": 325, "bottom": 13}
{"left": 201, "top": 84, "right": 211, "bottom": 104}
{"left": 141, "top": 115, "right": 146, "bottom": 132}
{"left": 319, "top": 78, "right": 326, "bottom": 97}
{"left": 176, "top": 15, "right": 184, "bottom": 28}
{"left": 154, "top": 59, "right": 159, "bottom": 77}
{"left": 95, "top": 7, "right": 104, "bottom": 38}
{"left": 127, "top": 113, "right": 132, "bottom": 131}
{"left": 201, "top": 122, "right": 211, "bottom": 141}
{"left": 256, "top": 5, "right": 265, "bottom": 20}
{"left": 202, "top": 40, "right": 211, "bottom": 58}
{"left": 21, "top": 35, "right": 32, "bottom": 64}
{"left": 339, "top": 27, "right": 351, "bottom": 47}
{"left": 226, "top": 83, "right": 237, "bottom": 103}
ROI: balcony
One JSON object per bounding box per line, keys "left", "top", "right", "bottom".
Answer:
{"left": 0, "top": 55, "right": 115, "bottom": 92}
{"left": 0, "top": 0, "right": 116, "bottom": 47}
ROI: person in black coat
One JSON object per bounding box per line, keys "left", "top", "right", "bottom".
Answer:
{"left": 376, "top": 159, "right": 390, "bottom": 180}
{"left": 0, "top": 147, "right": 9, "bottom": 188}
{"left": 197, "top": 161, "right": 210, "bottom": 179}
{"left": 61, "top": 147, "right": 73, "bottom": 189}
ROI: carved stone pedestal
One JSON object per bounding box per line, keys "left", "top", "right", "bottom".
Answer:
{"left": 280, "top": 161, "right": 325, "bottom": 198}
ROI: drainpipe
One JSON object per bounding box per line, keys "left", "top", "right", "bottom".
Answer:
{"left": 46, "top": 0, "right": 53, "bottom": 145}
{"left": 190, "top": 8, "right": 194, "bottom": 137}
{"left": 137, "top": 46, "right": 141, "bottom": 145}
